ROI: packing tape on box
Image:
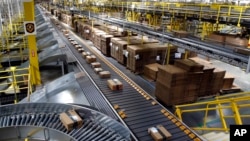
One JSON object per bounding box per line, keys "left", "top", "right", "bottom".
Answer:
{"left": 113, "top": 79, "right": 120, "bottom": 90}
{"left": 66, "top": 111, "right": 78, "bottom": 128}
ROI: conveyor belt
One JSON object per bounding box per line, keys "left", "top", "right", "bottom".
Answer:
{"left": 0, "top": 103, "right": 130, "bottom": 141}
{"left": 54, "top": 18, "right": 204, "bottom": 141}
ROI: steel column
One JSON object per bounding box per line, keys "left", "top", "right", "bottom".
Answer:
{"left": 23, "top": 0, "right": 41, "bottom": 85}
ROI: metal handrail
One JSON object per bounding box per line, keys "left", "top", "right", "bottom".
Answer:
{"left": 175, "top": 92, "right": 250, "bottom": 132}
{"left": 0, "top": 66, "right": 31, "bottom": 103}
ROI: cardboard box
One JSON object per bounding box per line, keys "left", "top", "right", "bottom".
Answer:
{"left": 94, "top": 68, "right": 103, "bottom": 74}
{"left": 78, "top": 48, "right": 84, "bottom": 53}
{"left": 82, "top": 52, "right": 88, "bottom": 59}
{"left": 99, "top": 71, "right": 111, "bottom": 78}
{"left": 101, "top": 34, "right": 114, "bottom": 57}
{"left": 157, "top": 65, "right": 187, "bottom": 88}
{"left": 156, "top": 125, "right": 172, "bottom": 140}
{"left": 222, "top": 73, "right": 235, "bottom": 89}
{"left": 144, "top": 63, "right": 162, "bottom": 81}
{"left": 91, "top": 62, "right": 101, "bottom": 68}
{"left": 86, "top": 55, "right": 96, "bottom": 64}
{"left": 148, "top": 127, "right": 163, "bottom": 141}
{"left": 59, "top": 110, "right": 83, "bottom": 131}
{"left": 174, "top": 59, "right": 204, "bottom": 72}
{"left": 107, "top": 79, "right": 123, "bottom": 90}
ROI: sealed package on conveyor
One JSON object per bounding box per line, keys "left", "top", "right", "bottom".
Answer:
{"left": 59, "top": 109, "right": 83, "bottom": 131}
{"left": 86, "top": 55, "right": 97, "bottom": 64}
{"left": 82, "top": 52, "right": 91, "bottom": 59}
{"left": 94, "top": 68, "right": 103, "bottom": 74}
{"left": 78, "top": 48, "right": 84, "bottom": 53}
{"left": 75, "top": 44, "right": 82, "bottom": 49}
{"left": 107, "top": 79, "right": 123, "bottom": 90}
{"left": 99, "top": 71, "right": 111, "bottom": 78}
{"left": 91, "top": 62, "right": 101, "bottom": 68}
{"left": 156, "top": 125, "right": 172, "bottom": 140}
{"left": 148, "top": 127, "right": 163, "bottom": 141}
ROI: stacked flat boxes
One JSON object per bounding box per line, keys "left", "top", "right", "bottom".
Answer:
{"left": 143, "top": 63, "right": 162, "bottom": 81}
{"left": 82, "top": 25, "right": 92, "bottom": 40}
{"left": 155, "top": 65, "right": 189, "bottom": 106}
{"left": 222, "top": 73, "right": 235, "bottom": 90}
{"left": 210, "top": 68, "right": 226, "bottom": 95}
{"left": 190, "top": 57, "right": 229, "bottom": 96}
{"left": 126, "top": 43, "right": 176, "bottom": 73}
{"left": 155, "top": 59, "right": 205, "bottom": 106}
{"left": 92, "top": 29, "right": 106, "bottom": 49}
{"left": 115, "top": 39, "right": 142, "bottom": 65}
{"left": 101, "top": 35, "right": 114, "bottom": 57}
{"left": 110, "top": 37, "right": 136, "bottom": 60}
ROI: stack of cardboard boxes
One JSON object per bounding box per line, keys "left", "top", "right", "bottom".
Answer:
{"left": 154, "top": 59, "right": 234, "bottom": 105}
{"left": 126, "top": 43, "right": 176, "bottom": 73}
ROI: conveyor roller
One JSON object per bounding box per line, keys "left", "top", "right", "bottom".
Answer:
{"left": 0, "top": 103, "right": 131, "bottom": 141}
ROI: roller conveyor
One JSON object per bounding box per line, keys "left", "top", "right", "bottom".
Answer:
{"left": 0, "top": 103, "right": 131, "bottom": 141}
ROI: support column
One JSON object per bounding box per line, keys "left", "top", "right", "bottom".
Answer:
{"left": 23, "top": 0, "right": 41, "bottom": 85}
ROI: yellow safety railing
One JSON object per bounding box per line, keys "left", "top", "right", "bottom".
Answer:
{"left": 175, "top": 92, "right": 250, "bottom": 132}
{"left": 0, "top": 66, "right": 32, "bottom": 104}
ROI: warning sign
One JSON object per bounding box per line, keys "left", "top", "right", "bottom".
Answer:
{"left": 24, "top": 21, "right": 36, "bottom": 35}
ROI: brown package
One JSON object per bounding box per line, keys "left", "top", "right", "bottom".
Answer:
{"left": 94, "top": 68, "right": 103, "bottom": 74}
{"left": 107, "top": 79, "right": 123, "bottom": 90}
{"left": 91, "top": 62, "right": 101, "bottom": 68}
{"left": 156, "top": 125, "right": 172, "bottom": 140}
{"left": 86, "top": 55, "right": 97, "bottom": 64}
{"left": 148, "top": 127, "right": 163, "bottom": 141}
{"left": 59, "top": 110, "right": 83, "bottom": 131}
{"left": 99, "top": 71, "right": 111, "bottom": 78}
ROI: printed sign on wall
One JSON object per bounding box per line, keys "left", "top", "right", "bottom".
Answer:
{"left": 24, "top": 21, "right": 36, "bottom": 35}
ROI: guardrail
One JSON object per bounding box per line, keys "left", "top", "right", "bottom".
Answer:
{"left": 175, "top": 92, "right": 250, "bottom": 132}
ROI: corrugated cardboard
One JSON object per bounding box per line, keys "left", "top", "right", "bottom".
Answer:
{"left": 144, "top": 63, "right": 162, "bottom": 81}
{"left": 91, "top": 62, "right": 101, "bottom": 68}
{"left": 99, "top": 71, "right": 111, "bottom": 78}
{"left": 59, "top": 110, "right": 83, "bottom": 131}
{"left": 107, "top": 79, "right": 123, "bottom": 90}
{"left": 156, "top": 125, "right": 172, "bottom": 140}
{"left": 94, "top": 68, "right": 103, "bottom": 74}
{"left": 148, "top": 127, "right": 163, "bottom": 141}
{"left": 86, "top": 55, "right": 97, "bottom": 64}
